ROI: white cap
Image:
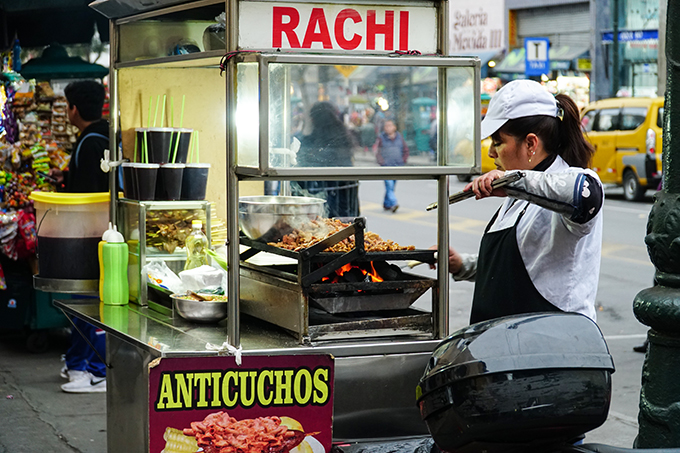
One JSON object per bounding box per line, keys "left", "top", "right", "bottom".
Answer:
{"left": 481, "top": 80, "right": 558, "bottom": 139}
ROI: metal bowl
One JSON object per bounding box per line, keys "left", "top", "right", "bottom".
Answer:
{"left": 239, "top": 195, "right": 326, "bottom": 242}
{"left": 171, "top": 294, "right": 228, "bottom": 323}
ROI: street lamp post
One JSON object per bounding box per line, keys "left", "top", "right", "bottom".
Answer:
{"left": 633, "top": 0, "right": 680, "bottom": 447}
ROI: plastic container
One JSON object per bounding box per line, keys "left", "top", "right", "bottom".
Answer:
{"left": 121, "top": 162, "right": 137, "bottom": 199}
{"left": 133, "top": 163, "right": 160, "bottom": 201}
{"left": 135, "top": 127, "right": 192, "bottom": 164}
{"left": 98, "top": 223, "right": 119, "bottom": 299}
{"left": 102, "top": 230, "right": 129, "bottom": 305}
{"left": 29, "top": 192, "right": 110, "bottom": 280}
{"left": 155, "top": 163, "right": 185, "bottom": 201}
{"left": 184, "top": 220, "right": 209, "bottom": 270}
{"left": 180, "top": 163, "right": 210, "bottom": 200}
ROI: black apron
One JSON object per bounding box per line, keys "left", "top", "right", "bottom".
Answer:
{"left": 470, "top": 200, "right": 562, "bottom": 324}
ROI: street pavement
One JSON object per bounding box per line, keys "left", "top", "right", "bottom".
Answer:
{"left": 0, "top": 152, "right": 653, "bottom": 451}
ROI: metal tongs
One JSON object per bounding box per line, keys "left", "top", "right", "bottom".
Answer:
{"left": 426, "top": 172, "right": 525, "bottom": 211}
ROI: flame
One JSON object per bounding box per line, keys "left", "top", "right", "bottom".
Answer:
{"left": 321, "top": 262, "right": 384, "bottom": 283}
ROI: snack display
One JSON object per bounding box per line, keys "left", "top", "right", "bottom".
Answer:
{"left": 181, "top": 412, "right": 306, "bottom": 453}
{"left": 268, "top": 218, "right": 415, "bottom": 252}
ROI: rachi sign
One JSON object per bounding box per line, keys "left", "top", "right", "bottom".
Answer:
{"left": 449, "top": 0, "right": 505, "bottom": 55}
{"left": 239, "top": 2, "right": 437, "bottom": 53}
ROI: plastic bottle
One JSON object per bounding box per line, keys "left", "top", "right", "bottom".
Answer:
{"left": 184, "top": 220, "right": 209, "bottom": 270}
{"left": 102, "top": 229, "right": 129, "bottom": 305}
{"left": 98, "top": 223, "right": 117, "bottom": 300}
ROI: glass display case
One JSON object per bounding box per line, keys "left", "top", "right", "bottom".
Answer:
{"left": 234, "top": 53, "right": 481, "bottom": 177}
{"left": 118, "top": 199, "right": 211, "bottom": 307}
{"left": 116, "top": 0, "right": 226, "bottom": 64}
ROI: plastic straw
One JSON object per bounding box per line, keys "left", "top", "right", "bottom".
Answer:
{"left": 171, "top": 131, "right": 181, "bottom": 163}
{"left": 195, "top": 131, "right": 199, "bottom": 162}
{"left": 133, "top": 133, "right": 138, "bottom": 162}
{"left": 147, "top": 96, "right": 153, "bottom": 128}
{"left": 143, "top": 130, "right": 149, "bottom": 163}
{"left": 160, "top": 94, "right": 166, "bottom": 127}
{"left": 153, "top": 95, "right": 160, "bottom": 127}
{"left": 179, "top": 95, "right": 186, "bottom": 128}
{"left": 190, "top": 130, "right": 197, "bottom": 163}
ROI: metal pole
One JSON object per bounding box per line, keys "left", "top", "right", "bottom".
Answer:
{"left": 435, "top": 0, "right": 449, "bottom": 339}
{"left": 612, "top": 0, "right": 620, "bottom": 96}
{"left": 109, "top": 19, "right": 119, "bottom": 225}
{"left": 226, "top": 0, "right": 241, "bottom": 348}
{"left": 633, "top": 0, "right": 680, "bottom": 447}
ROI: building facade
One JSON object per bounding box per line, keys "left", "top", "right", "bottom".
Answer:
{"left": 483, "top": 0, "right": 663, "bottom": 102}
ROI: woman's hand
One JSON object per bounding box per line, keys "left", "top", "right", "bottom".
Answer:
{"left": 465, "top": 169, "right": 507, "bottom": 199}
{"left": 429, "top": 246, "right": 464, "bottom": 275}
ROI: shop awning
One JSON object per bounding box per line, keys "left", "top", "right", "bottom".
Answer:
{"left": 494, "top": 45, "right": 590, "bottom": 74}
{"left": 20, "top": 43, "right": 109, "bottom": 82}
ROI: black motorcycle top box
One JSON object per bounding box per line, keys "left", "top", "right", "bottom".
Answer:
{"left": 416, "top": 313, "right": 616, "bottom": 453}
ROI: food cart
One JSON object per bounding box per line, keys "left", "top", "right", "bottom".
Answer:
{"left": 54, "top": 0, "right": 481, "bottom": 451}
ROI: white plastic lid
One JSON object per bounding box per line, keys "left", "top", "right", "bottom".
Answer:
{"left": 192, "top": 220, "right": 203, "bottom": 229}
{"left": 102, "top": 222, "right": 115, "bottom": 241}
{"left": 107, "top": 230, "right": 125, "bottom": 243}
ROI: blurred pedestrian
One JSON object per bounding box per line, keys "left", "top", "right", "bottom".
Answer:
{"left": 292, "top": 101, "right": 360, "bottom": 218}
{"left": 375, "top": 119, "right": 409, "bottom": 213}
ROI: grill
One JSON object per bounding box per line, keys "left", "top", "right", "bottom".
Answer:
{"left": 239, "top": 218, "right": 438, "bottom": 344}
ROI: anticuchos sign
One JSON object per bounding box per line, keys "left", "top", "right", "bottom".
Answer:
{"left": 149, "top": 354, "right": 334, "bottom": 453}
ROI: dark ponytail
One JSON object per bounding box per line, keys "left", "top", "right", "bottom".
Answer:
{"left": 555, "top": 94, "right": 594, "bottom": 168}
{"left": 497, "top": 93, "right": 594, "bottom": 168}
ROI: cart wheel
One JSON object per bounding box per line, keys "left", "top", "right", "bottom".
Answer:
{"left": 26, "top": 330, "right": 50, "bottom": 353}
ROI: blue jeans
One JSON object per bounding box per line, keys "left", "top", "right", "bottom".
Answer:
{"left": 65, "top": 317, "right": 107, "bottom": 378}
{"left": 383, "top": 180, "right": 398, "bottom": 209}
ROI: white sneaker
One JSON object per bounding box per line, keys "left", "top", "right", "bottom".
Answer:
{"left": 61, "top": 373, "right": 107, "bottom": 393}
{"left": 66, "top": 369, "right": 89, "bottom": 382}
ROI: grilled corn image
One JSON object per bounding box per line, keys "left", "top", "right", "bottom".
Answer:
{"left": 161, "top": 427, "right": 199, "bottom": 453}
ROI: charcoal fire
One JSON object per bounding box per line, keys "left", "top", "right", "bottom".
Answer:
{"left": 319, "top": 261, "right": 404, "bottom": 284}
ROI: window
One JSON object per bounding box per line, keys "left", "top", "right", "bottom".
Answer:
{"left": 594, "top": 108, "right": 620, "bottom": 132}
{"left": 581, "top": 109, "right": 597, "bottom": 132}
{"left": 658, "top": 107, "right": 664, "bottom": 128}
{"left": 620, "top": 107, "right": 647, "bottom": 131}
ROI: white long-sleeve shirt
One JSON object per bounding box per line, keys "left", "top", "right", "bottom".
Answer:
{"left": 454, "top": 155, "right": 603, "bottom": 321}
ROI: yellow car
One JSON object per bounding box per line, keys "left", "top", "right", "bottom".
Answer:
{"left": 456, "top": 138, "right": 496, "bottom": 182}
{"left": 581, "top": 97, "right": 664, "bottom": 201}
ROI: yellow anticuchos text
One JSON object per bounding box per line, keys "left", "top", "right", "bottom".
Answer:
{"left": 155, "top": 367, "right": 331, "bottom": 411}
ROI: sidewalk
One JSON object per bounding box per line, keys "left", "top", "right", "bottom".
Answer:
{"left": 0, "top": 330, "right": 106, "bottom": 453}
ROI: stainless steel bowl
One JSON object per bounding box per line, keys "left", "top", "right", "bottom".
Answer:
{"left": 238, "top": 195, "right": 326, "bottom": 242}
{"left": 171, "top": 294, "right": 228, "bottom": 323}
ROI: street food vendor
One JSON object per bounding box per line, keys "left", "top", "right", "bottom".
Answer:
{"left": 444, "top": 80, "right": 603, "bottom": 324}
{"left": 49, "top": 81, "right": 109, "bottom": 192}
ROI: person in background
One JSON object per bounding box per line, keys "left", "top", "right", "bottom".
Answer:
{"left": 438, "top": 79, "right": 603, "bottom": 325}
{"left": 50, "top": 81, "right": 109, "bottom": 192}
{"left": 50, "top": 80, "right": 109, "bottom": 393}
{"left": 292, "top": 101, "right": 360, "bottom": 218}
{"left": 375, "top": 119, "right": 409, "bottom": 213}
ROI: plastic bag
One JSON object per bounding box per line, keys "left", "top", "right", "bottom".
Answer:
{"left": 144, "top": 259, "right": 185, "bottom": 294}
{"left": 179, "top": 265, "right": 227, "bottom": 292}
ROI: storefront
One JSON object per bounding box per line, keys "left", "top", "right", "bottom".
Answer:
{"left": 491, "top": 1, "right": 592, "bottom": 105}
